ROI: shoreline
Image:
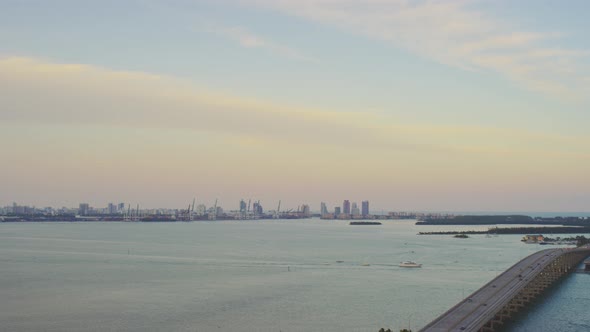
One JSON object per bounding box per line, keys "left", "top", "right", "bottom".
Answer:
{"left": 419, "top": 226, "right": 590, "bottom": 235}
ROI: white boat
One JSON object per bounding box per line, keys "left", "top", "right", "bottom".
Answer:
{"left": 399, "top": 261, "right": 422, "bottom": 268}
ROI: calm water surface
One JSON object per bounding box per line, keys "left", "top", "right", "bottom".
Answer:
{"left": 0, "top": 219, "right": 588, "bottom": 331}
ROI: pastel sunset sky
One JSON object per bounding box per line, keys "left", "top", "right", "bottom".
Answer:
{"left": 2, "top": 0, "right": 590, "bottom": 212}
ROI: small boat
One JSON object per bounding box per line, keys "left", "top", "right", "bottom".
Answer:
{"left": 399, "top": 261, "right": 422, "bottom": 268}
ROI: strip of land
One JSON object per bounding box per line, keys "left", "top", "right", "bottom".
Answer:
{"left": 417, "top": 215, "right": 590, "bottom": 226}
{"left": 418, "top": 227, "right": 590, "bottom": 235}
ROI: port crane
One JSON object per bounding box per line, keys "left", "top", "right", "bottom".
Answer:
{"left": 256, "top": 200, "right": 261, "bottom": 217}
{"left": 211, "top": 199, "right": 218, "bottom": 220}
{"left": 190, "top": 198, "right": 195, "bottom": 221}
{"left": 275, "top": 200, "right": 281, "bottom": 219}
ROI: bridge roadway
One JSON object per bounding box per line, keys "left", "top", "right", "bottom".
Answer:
{"left": 419, "top": 247, "right": 587, "bottom": 332}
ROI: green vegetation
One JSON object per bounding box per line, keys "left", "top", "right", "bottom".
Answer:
{"left": 543, "top": 235, "right": 590, "bottom": 247}
{"left": 417, "top": 215, "right": 590, "bottom": 226}
{"left": 417, "top": 215, "right": 533, "bottom": 225}
{"left": 419, "top": 227, "right": 590, "bottom": 235}
{"left": 576, "top": 236, "right": 590, "bottom": 247}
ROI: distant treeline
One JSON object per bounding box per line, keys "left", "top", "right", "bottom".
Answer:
{"left": 417, "top": 215, "right": 590, "bottom": 226}
{"left": 419, "top": 226, "right": 590, "bottom": 235}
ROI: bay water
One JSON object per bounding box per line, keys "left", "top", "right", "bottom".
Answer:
{"left": 1, "top": 219, "right": 588, "bottom": 331}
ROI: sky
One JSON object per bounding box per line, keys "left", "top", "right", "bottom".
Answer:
{"left": 1, "top": 0, "right": 590, "bottom": 212}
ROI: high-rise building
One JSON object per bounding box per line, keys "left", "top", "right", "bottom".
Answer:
{"left": 351, "top": 202, "right": 360, "bottom": 216}
{"left": 79, "top": 203, "right": 89, "bottom": 216}
{"left": 253, "top": 202, "right": 263, "bottom": 215}
{"left": 239, "top": 199, "right": 247, "bottom": 212}
{"left": 343, "top": 200, "right": 351, "bottom": 215}
{"left": 118, "top": 203, "right": 125, "bottom": 212}
{"left": 334, "top": 207, "right": 341, "bottom": 216}
{"left": 301, "top": 204, "right": 311, "bottom": 217}
{"left": 320, "top": 202, "right": 328, "bottom": 215}
{"left": 12, "top": 203, "right": 26, "bottom": 214}
{"left": 108, "top": 203, "right": 116, "bottom": 215}
{"left": 362, "top": 201, "right": 369, "bottom": 216}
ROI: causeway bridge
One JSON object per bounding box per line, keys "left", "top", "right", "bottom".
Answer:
{"left": 419, "top": 246, "right": 590, "bottom": 332}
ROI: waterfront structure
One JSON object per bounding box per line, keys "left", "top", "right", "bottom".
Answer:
{"left": 362, "top": 200, "right": 369, "bottom": 216}
{"left": 338, "top": 212, "right": 351, "bottom": 220}
{"left": 522, "top": 234, "right": 544, "bottom": 243}
{"left": 334, "top": 207, "right": 341, "bottom": 217}
{"left": 343, "top": 200, "right": 351, "bottom": 215}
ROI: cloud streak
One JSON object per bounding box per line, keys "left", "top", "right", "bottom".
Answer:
{"left": 240, "top": 0, "right": 590, "bottom": 99}
{"left": 2, "top": 56, "right": 590, "bottom": 210}
{"left": 206, "top": 24, "right": 317, "bottom": 62}
{"left": 2, "top": 56, "right": 589, "bottom": 159}
{"left": 0, "top": 56, "right": 401, "bottom": 151}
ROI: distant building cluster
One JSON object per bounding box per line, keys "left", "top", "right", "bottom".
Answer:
{"left": 319, "top": 202, "right": 460, "bottom": 221}
{"left": 1, "top": 200, "right": 463, "bottom": 222}
{"left": 78, "top": 202, "right": 127, "bottom": 216}
{"left": 7, "top": 200, "right": 589, "bottom": 225}
{"left": 235, "top": 199, "right": 311, "bottom": 220}
{"left": 0, "top": 199, "right": 313, "bottom": 222}
{"left": 320, "top": 200, "right": 371, "bottom": 220}
{"left": 2, "top": 202, "right": 60, "bottom": 216}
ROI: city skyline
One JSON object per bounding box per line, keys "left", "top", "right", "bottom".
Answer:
{"left": 2, "top": 1, "right": 590, "bottom": 212}
{"left": 3, "top": 198, "right": 372, "bottom": 215}
{"left": 6, "top": 197, "right": 590, "bottom": 217}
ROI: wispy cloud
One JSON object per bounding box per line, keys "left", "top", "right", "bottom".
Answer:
{"left": 2, "top": 56, "right": 588, "bottom": 158}
{"left": 2, "top": 56, "right": 590, "bottom": 208}
{"left": 206, "top": 24, "right": 318, "bottom": 63}
{"left": 138, "top": 0, "right": 317, "bottom": 63}
{"left": 240, "top": 0, "right": 590, "bottom": 99}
